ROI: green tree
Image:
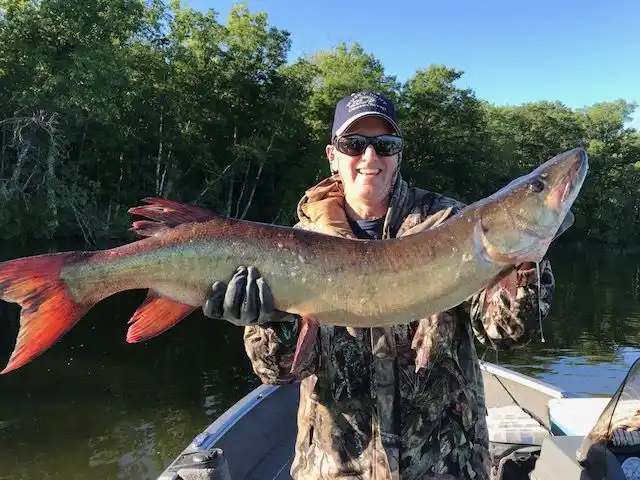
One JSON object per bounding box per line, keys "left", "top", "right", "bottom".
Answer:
{"left": 0, "top": 0, "right": 637, "bottom": 245}
{"left": 398, "top": 66, "right": 494, "bottom": 201}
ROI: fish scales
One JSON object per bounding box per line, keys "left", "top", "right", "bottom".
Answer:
{"left": 60, "top": 207, "right": 501, "bottom": 328}
{"left": 0, "top": 148, "right": 588, "bottom": 374}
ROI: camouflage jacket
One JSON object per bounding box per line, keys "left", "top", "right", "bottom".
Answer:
{"left": 242, "top": 174, "right": 555, "bottom": 480}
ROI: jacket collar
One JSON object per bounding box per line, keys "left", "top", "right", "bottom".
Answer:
{"left": 295, "top": 170, "right": 411, "bottom": 239}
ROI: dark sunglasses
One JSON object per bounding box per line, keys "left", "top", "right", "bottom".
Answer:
{"left": 333, "top": 134, "right": 404, "bottom": 157}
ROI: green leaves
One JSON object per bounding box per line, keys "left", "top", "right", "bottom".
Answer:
{"left": 398, "top": 66, "right": 491, "bottom": 201}
{"left": 302, "top": 43, "right": 400, "bottom": 142}
{"left": 0, "top": 1, "right": 637, "bottom": 245}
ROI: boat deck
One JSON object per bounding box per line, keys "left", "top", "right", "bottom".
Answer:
{"left": 482, "top": 363, "right": 562, "bottom": 431}
{"left": 159, "top": 361, "right": 570, "bottom": 480}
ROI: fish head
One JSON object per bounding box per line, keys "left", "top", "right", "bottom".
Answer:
{"left": 475, "top": 147, "right": 588, "bottom": 265}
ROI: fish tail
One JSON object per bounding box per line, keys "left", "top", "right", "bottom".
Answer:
{"left": 0, "top": 252, "right": 93, "bottom": 374}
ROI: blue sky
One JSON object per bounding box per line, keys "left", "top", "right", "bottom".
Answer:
{"left": 185, "top": 0, "right": 639, "bottom": 129}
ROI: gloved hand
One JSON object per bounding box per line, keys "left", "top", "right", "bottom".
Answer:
{"left": 203, "top": 265, "right": 293, "bottom": 326}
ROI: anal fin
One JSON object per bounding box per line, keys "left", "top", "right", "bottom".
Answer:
{"left": 126, "top": 290, "right": 195, "bottom": 343}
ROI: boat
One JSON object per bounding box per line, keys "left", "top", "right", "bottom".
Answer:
{"left": 157, "top": 359, "right": 640, "bottom": 480}
{"left": 532, "top": 357, "right": 640, "bottom": 479}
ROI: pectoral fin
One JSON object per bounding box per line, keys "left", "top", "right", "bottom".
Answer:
{"left": 482, "top": 267, "right": 520, "bottom": 319}
{"left": 554, "top": 210, "right": 574, "bottom": 241}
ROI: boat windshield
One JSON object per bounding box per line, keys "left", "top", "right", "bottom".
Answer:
{"left": 584, "top": 358, "right": 640, "bottom": 447}
{"left": 577, "top": 357, "right": 640, "bottom": 477}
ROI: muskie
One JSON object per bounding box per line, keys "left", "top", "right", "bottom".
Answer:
{"left": 0, "top": 148, "right": 588, "bottom": 375}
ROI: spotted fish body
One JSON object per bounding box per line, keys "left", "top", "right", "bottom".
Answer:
{"left": 0, "top": 148, "right": 588, "bottom": 374}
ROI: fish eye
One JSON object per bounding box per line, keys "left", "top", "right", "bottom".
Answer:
{"left": 529, "top": 179, "right": 545, "bottom": 193}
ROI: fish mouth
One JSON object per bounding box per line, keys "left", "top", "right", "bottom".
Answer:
{"left": 521, "top": 149, "right": 587, "bottom": 240}
{"left": 548, "top": 149, "right": 588, "bottom": 211}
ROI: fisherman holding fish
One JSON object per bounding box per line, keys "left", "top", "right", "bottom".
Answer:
{"left": 202, "top": 91, "right": 557, "bottom": 480}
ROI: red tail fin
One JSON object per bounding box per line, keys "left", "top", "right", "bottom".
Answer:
{"left": 0, "top": 252, "right": 92, "bottom": 374}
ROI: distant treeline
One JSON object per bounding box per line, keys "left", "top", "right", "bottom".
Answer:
{"left": 0, "top": 0, "right": 638, "bottom": 245}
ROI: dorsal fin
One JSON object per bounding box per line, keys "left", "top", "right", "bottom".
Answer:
{"left": 128, "top": 197, "right": 218, "bottom": 237}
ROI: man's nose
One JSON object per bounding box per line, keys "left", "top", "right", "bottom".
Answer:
{"left": 361, "top": 144, "right": 378, "bottom": 161}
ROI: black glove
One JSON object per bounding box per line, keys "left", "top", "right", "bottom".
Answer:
{"left": 203, "top": 265, "right": 292, "bottom": 326}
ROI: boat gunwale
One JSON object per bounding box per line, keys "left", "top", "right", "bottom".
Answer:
{"left": 479, "top": 360, "right": 582, "bottom": 399}
{"left": 191, "top": 383, "right": 282, "bottom": 450}
{"left": 159, "top": 361, "right": 583, "bottom": 479}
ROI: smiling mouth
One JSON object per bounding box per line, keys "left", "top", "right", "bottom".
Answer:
{"left": 357, "top": 168, "right": 381, "bottom": 176}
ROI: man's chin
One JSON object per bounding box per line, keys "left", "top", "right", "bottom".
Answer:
{"left": 353, "top": 175, "right": 387, "bottom": 188}
{"left": 349, "top": 184, "right": 391, "bottom": 203}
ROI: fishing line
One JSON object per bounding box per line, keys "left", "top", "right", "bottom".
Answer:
{"left": 536, "top": 261, "right": 545, "bottom": 343}
{"left": 491, "top": 373, "right": 550, "bottom": 435}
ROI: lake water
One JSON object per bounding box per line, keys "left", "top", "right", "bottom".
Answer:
{"left": 0, "top": 242, "right": 639, "bottom": 479}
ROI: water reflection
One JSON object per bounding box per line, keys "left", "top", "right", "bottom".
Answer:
{"left": 488, "top": 243, "right": 640, "bottom": 395}
{"left": 0, "top": 250, "right": 259, "bottom": 480}
{"left": 0, "top": 241, "right": 638, "bottom": 478}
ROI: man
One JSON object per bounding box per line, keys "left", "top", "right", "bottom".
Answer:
{"left": 203, "top": 91, "right": 555, "bottom": 479}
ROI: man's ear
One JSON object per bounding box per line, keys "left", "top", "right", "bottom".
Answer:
{"left": 326, "top": 144, "right": 338, "bottom": 174}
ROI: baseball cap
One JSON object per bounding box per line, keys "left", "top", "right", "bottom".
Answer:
{"left": 331, "top": 91, "right": 401, "bottom": 138}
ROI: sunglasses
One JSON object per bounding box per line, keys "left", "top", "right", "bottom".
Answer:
{"left": 333, "top": 134, "right": 404, "bottom": 157}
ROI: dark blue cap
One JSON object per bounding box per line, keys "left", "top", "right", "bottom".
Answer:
{"left": 331, "top": 91, "right": 400, "bottom": 138}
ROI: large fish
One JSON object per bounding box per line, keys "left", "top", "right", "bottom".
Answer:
{"left": 0, "top": 147, "right": 588, "bottom": 375}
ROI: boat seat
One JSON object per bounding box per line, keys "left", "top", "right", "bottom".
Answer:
{"left": 548, "top": 397, "right": 611, "bottom": 436}
{"left": 486, "top": 405, "right": 550, "bottom": 445}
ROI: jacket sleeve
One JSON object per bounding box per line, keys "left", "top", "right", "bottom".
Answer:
{"left": 468, "top": 258, "right": 555, "bottom": 350}
{"left": 242, "top": 221, "right": 319, "bottom": 385}
{"left": 412, "top": 193, "right": 556, "bottom": 351}
{"left": 243, "top": 316, "right": 318, "bottom": 384}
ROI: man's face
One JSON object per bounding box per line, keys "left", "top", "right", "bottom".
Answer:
{"left": 326, "top": 116, "right": 400, "bottom": 205}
